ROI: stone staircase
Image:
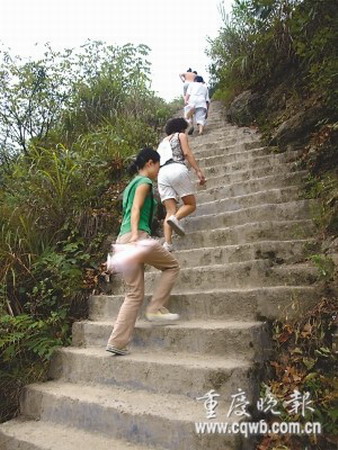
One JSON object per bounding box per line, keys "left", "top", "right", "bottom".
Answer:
{"left": 0, "top": 102, "right": 319, "bottom": 449}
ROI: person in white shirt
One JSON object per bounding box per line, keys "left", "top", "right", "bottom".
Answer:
{"left": 185, "top": 76, "right": 210, "bottom": 135}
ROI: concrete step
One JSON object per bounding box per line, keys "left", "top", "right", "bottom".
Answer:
{"left": 204, "top": 123, "right": 226, "bottom": 130}
{"left": 198, "top": 146, "right": 268, "bottom": 165}
{"left": 176, "top": 260, "right": 319, "bottom": 290}
{"left": 196, "top": 171, "right": 308, "bottom": 203}
{"left": 198, "top": 162, "right": 301, "bottom": 188}
{"left": 0, "top": 417, "right": 151, "bottom": 450}
{"left": 148, "top": 239, "right": 314, "bottom": 268}
{"left": 202, "top": 153, "right": 300, "bottom": 179}
{"left": 49, "top": 347, "right": 255, "bottom": 399}
{"left": 90, "top": 286, "right": 318, "bottom": 322}
{"left": 193, "top": 127, "right": 258, "bottom": 138}
{"left": 192, "top": 127, "right": 259, "bottom": 138}
{"left": 182, "top": 200, "right": 316, "bottom": 233}
{"left": 194, "top": 125, "right": 259, "bottom": 136}
{"left": 206, "top": 115, "right": 226, "bottom": 121}
{"left": 193, "top": 138, "right": 263, "bottom": 157}
{"left": 174, "top": 219, "right": 315, "bottom": 249}
{"left": 199, "top": 147, "right": 300, "bottom": 168}
{"left": 72, "top": 319, "right": 269, "bottom": 360}
{"left": 19, "top": 381, "right": 244, "bottom": 449}
{"left": 196, "top": 125, "right": 235, "bottom": 132}
{"left": 111, "top": 260, "right": 318, "bottom": 295}
{"left": 271, "top": 263, "right": 319, "bottom": 286}
{"left": 194, "top": 186, "right": 302, "bottom": 216}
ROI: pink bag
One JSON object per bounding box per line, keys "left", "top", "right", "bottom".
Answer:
{"left": 106, "top": 239, "right": 156, "bottom": 274}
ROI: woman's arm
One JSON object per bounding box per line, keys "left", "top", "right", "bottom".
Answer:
{"left": 179, "top": 133, "right": 206, "bottom": 185}
{"left": 130, "top": 183, "right": 151, "bottom": 241}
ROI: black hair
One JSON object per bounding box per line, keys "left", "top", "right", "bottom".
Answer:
{"left": 165, "top": 118, "right": 189, "bottom": 135}
{"left": 193, "top": 71, "right": 197, "bottom": 75}
{"left": 195, "top": 75, "right": 204, "bottom": 83}
{"left": 187, "top": 68, "right": 192, "bottom": 72}
{"left": 128, "top": 148, "right": 160, "bottom": 175}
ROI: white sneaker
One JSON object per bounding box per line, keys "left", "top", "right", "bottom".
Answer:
{"left": 146, "top": 307, "right": 180, "bottom": 323}
{"left": 167, "top": 215, "right": 185, "bottom": 236}
{"left": 105, "top": 344, "right": 129, "bottom": 355}
{"left": 163, "top": 242, "right": 174, "bottom": 252}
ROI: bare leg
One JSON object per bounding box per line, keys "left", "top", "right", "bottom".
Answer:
{"left": 175, "top": 194, "right": 196, "bottom": 220}
{"left": 186, "top": 108, "right": 194, "bottom": 120}
{"left": 163, "top": 198, "right": 177, "bottom": 244}
{"left": 185, "top": 108, "right": 195, "bottom": 134}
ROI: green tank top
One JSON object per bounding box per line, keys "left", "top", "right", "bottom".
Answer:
{"left": 119, "top": 175, "right": 156, "bottom": 236}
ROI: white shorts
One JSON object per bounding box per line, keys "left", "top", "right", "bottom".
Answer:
{"left": 158, "top": 163, "right": 196, "bottom": 203}
{"left": 195, "top": 107, "right": 207, "bottom": 125}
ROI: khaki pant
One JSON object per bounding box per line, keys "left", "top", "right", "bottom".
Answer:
{"left": 107, "top": 231, "right": 180, "bottom": 348}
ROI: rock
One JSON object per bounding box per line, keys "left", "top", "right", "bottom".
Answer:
{"left": 226, "top": 90, "right": 264, "bottom": 126}
{"left": 270, "top": 105, "right": 323, "bottom": 148}
{"left": 266, "top": 86, "right": 287, "bottom": 112}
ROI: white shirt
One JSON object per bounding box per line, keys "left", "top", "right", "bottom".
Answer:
{"left": 186, "top": 83, "right": 210, "bottom": 109}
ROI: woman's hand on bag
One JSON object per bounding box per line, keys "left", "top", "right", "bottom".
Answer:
{"left": 196, "top": 169, "right": 206, "bottom": 185}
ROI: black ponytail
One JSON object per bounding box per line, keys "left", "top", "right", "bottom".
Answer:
{"left": 128, "top": 148, "right": 160, "bottom": 175}
{"left": 128, "top": 160, "right": 139, "bottom": 175}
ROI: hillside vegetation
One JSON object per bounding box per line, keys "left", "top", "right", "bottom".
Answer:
{"left": 0, "top": 41, "right": 175, "bottom": 421}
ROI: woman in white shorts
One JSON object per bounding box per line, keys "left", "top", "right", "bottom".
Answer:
{"left": 157, "top": 118, "right": 206, "bottom": 252}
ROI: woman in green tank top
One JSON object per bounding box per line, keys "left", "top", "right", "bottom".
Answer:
{"left": 119, "top": 149, "right": 159, "bottom": 239}
{"left": 106, "top": 148, "right": 180, "bottom": 356}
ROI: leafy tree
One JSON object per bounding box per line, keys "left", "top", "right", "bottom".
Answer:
{"left": 0, "top": 41, "right": 162, "bottom": 157}
{"left": 0, "top": 44, "right": 74, "bottom": 156}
